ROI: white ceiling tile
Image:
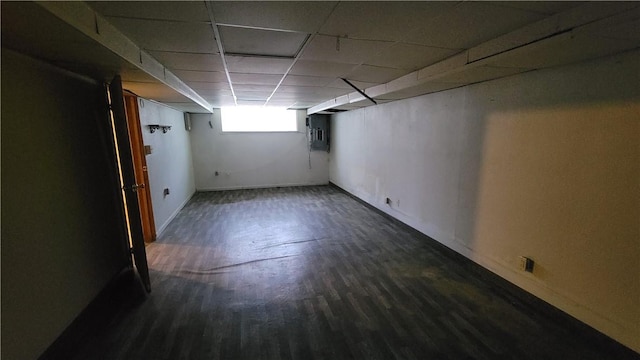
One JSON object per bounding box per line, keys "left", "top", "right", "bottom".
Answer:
{"left": 266, "top": 99, "right": 297, "bottom": 108}
{"left": 268, "top": 93, "right": 300, "bottom": 101}
{"left": 366, "top": 43, "right": 460, "bottom": 71}
{"left": 489, "top": 2, "right": 581, "bottom": 16}
{"left": 106, "top": 17, "right": 217, "bottom": 53}
{"left": 236, "top": 99, "right": 267, "bottom": 106}
{"left": 277, "top": 85, "right": 327, "bottom": 94}
{"left": 147, "top": 51, "right": 224, "bottom": 72}
{"left": 319, "top": 2, "right": 455, "bottom": 42}
{"left": 186, "top": 82, "right": 231, "bottom": 91}
{"left": 300, "top": 35, "right": 392, "bottom": 64}
{"left": 89, "top": 1, "right": 210, "bottom": 22}
{"left": 597, "top": 18, "right": 640, "bottom": 42}
{"left": 229, "top": 73, "right": 283, "bottom": 85}
{"left": 219, "top": 26, "right": 308, "bottom": 57}
{"left": 282, "top": 75, "right": 334, "bottom": 87}
{"left": 346, "top": 65, "right": 408, "bottom": 84}
{"left": 276, "top": 86, "right": 350, "bottom": 98}
{"left": 235, "top": 91, "right": 273, "bottom": 101}
{"left": 290, "top": 60, "right": 358, "bottom": 77}
{"left": 403, "top": 2, "right": 546, "bottom": 49}
{"left": 226, "top": 56, "right": 294, "bottom": 74}
{"left": 173, "top": 70, "right": 228, "bottom": 83}
{"left": 233, "top": 84, "right": 277, "bottom": 93}
{"left": 210, "top": 1, "right": 337, "bottom": 33}
{"left": 270, "top": 93, "right": 335, "bottom": 103}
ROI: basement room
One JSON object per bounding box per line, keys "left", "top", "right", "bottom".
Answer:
{"left": 1, "top": 1, "right": 639, "bottom": 359}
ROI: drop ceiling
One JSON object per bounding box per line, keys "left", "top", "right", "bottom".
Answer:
{"left": 2, "top": 1, "right": 639, "bottom": 114}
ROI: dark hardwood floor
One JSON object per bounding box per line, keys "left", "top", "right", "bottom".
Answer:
{"left": 69, "top": 185, "right": 638, "bottom": 360}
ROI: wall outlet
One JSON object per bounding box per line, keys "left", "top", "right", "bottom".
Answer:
{"left": 385, "top": 197, "right": 392, "bottom": 205}
{"left": 163, "top": 188, "right": 170, "bottom": 196}
{"left": 519, "top": 256, "right": 534, "bottom": 272}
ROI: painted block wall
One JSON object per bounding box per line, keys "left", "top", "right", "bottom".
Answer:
{"left": 190, "top": 110, "right": 329, "bottom": 191}
{"left": 136, "top": 98, "right": 196, "bottom": 234}
{"left": 1, "top": 50, "right": 129, "bottom": 359}
{"left": 329, "top": 50, "right": 640, "bottom": 352}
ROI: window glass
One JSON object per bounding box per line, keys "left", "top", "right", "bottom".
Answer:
{"left": 221, "top": 107, "right": 297, "bottom": 132}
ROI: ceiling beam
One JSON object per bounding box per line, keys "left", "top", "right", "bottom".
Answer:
{"left": 35, "top": 1, "right": 213, "bottom": 113}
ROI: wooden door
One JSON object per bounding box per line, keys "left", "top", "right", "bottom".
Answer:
{"left": 109, "top": 75, "right": 151, "bottom": 293}
{"left": 124, "top": 93, "right": 156, "bottom": 243}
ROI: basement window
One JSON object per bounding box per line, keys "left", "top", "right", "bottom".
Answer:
{"left": 221, "top": 106, "right": 297, "bottom": 132}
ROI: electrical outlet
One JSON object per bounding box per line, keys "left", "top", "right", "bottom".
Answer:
{"left": 385, "top": 197, "right": 392, "bottom": 205}
{"left": 163, "top": 188, "right": 170, "bottom": 196}
{"left": 519, "top": 256, "right": 534, "bottom": 272}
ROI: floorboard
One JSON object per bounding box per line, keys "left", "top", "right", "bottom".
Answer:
{"left": 69, "top": 185, "right": 638, "bottom": 360}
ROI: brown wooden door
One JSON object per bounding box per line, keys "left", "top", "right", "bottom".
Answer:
{"left": 124, "top": 93, "right": 156, "bottom": 243}
{"left": 109, "top": 75, "right": 151, "bottom": 293}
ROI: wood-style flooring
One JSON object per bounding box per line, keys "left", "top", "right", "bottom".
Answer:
{"left": 69, "top": 185, "right": 638, "bottom": 360}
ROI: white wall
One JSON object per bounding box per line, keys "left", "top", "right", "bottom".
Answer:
{"left": 1, "top": 50, "right": 129, "bottom": 360}
{"left": 190, "top": 110, "right": 329, "bottom": 190}
{"left": 137, "top": 99, "right": 196, "bottom": 234}
{"left": 330, "top": 50, "right": 640, "bottom": 352}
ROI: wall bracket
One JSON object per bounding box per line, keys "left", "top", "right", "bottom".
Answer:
{"left": 148, "top": 125, "right": 171, "bottom": 133}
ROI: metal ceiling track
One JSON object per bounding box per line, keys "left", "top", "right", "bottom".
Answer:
{"left": 264, "top": 33, "right": 314, "bottom": 108}
{"left": 35, "top": 1, "right": 213, "bottom": 113}
{"left": 265, "top": 1, "right": 338, "bottom": 108}
{"left": 205, "top": 1, "right": 238, "bottom": 106}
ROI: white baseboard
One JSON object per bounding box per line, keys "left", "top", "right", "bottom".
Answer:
{"left": 329, "top": 181, "right": 639, "bottom": 353}
{"left": 196, "top": 181, "right": 329, "bottom": 192}
{"left": 156, "top": 190, "right": 195, "bottom": 236}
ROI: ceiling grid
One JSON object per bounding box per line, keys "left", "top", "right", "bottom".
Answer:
{"left": 2, "top": 1, "right": 638, "bottom": 112}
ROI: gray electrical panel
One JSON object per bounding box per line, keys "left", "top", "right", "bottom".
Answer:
{"left": 308, "top": 114, "right": 329, "bottom": 151}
